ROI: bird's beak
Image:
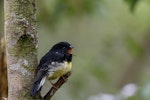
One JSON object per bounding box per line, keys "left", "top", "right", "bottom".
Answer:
{"left": 69, "top": 45, "right": 74, "bottom": 49}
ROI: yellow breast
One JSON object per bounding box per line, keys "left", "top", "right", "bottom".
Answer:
{"left": 49, "top": 61, "right": 72, "bottom": 80}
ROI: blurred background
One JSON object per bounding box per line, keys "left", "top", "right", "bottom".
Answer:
{"left": 1, "top": 0, "right": 150, "bottom": 100}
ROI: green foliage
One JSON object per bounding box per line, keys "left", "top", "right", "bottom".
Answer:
{"left": 125, "top": 0, "right": 139, "bottom": 11}
{"left": 37, "top": 0, "right": 102, "bottom": 28}
{"left": 91, "top": 64, "right": 108, "bottom": 84}
{"left": 36, "top": 0, "right": 150, "bottom": 100}
{"left": 54, "top": 0, "right": 98, "bottom": 15}
{"left": 124, "top": 35, "right": 144, "bottom": 58}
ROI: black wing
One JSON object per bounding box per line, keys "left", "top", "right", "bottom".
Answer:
{"left": 34, "top": 51, "right": 65, "bottom": 83}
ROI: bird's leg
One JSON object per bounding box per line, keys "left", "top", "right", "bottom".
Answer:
{"left": 49, "top": 81, "right": 57, "bottom": 89}
{"left": 61, "top": 76, "right": 68, "bottom": 82}
{"left": 49, "top": 80, "right": 54, "bottom": 85}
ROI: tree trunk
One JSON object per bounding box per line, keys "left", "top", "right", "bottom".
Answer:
{"left": 0, "top": 38, "right": 8, "bottom": 100}
{"left": 0, "top": 0, "right": 8, "bottom": 99}
{"left": 4, "top": 0, "right": 38, "bottom": 99}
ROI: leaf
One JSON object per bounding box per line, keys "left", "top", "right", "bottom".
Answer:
{"left": 124, "top": 35, "right": 144, "bottom": 58}
{"left": 125, "top": 0, "right": 139, "bottom": 11}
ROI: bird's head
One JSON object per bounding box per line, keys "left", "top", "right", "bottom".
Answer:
{"left": 50, "top": 42, "right": 73, "bottom": 54}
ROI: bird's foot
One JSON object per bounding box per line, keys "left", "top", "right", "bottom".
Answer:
{"left": 50, "top": 81, "right": 57, "bottom": 89}
{"left": 61, "top": 76, "right": 68, "bottom": 82}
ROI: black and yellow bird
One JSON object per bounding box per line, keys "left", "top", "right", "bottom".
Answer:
{"left": 31, "top": 42, "right": 73, "bottom": 96}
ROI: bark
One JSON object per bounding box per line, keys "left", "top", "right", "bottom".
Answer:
{"left": 4, "top": 0, "right": 38, "bottom": 100}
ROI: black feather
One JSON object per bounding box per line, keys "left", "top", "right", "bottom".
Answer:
{"left": 31, "top": 42, "right": 73, "bottom": 96}
{"left": 30, "top": 79, "right": 42, "bottom": 96}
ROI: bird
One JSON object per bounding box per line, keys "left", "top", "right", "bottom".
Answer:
{"left": 31, "top": 42, "right": 73, "bottom": 96}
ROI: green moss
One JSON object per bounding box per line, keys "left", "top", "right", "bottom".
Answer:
{"left": 8, "top": 34, "right": 36, "bottom": 56}
{"left": 17, "top": 34, "right": 36, "bottom": 55}
{"left": 21, "top": 88, "right": 40, "bottom": 100}
{"left": 21, "top": 85, "right": 41, "bottom": 100}
{"left": 23, "top": 64, "right": 35, "bottom": 73}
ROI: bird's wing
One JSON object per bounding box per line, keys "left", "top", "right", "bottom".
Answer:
{"left": 33, "top": 51, "right": 65, "bottom": 83}
{"left": 33, "top": 63, "right": 48, "bottom": 83}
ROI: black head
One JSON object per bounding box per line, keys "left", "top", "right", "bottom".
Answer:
{"left": 50, "top": 42, "right": 73, "bottom": 52}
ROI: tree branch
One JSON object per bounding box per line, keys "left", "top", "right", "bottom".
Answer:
{"left": 43, "top": 71, "right": 72, "bottom": 100}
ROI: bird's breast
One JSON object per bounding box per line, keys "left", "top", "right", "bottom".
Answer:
{"left": 48, "top": 61, "right": 72, "bottom": 80}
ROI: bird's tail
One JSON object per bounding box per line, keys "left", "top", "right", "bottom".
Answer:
{"left": 31, "top": 77, "right": 46, "bottom": 96}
